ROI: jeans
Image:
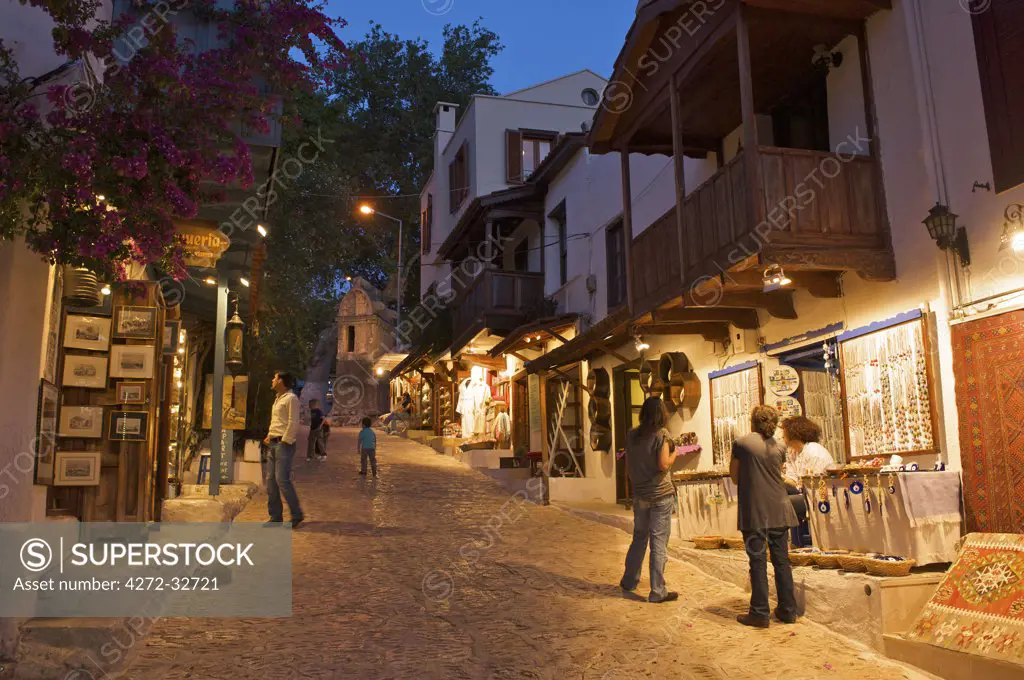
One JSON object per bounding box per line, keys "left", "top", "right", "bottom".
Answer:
{"left": 306, "top": 427, "right": 323, "bottom": 459}
{"left": 360, "top": 448, "right": 378, "bottom": 475}
{"left": 267, "top": 440, "right": 303, "bottom": 522}
{"left": 620, "top": 495, "right": 675, "bottom": 601}
{"left": 743, "top": 528, "right": 797, "bottom": 620}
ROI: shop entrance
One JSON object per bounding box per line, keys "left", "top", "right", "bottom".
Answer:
{"left": 952, "top": 310, "right": 1024, "bottom": 533}
{"left": 513, "top": 376, "right": 529, "bottom": 452}
{"left": 776, "top": 342, "right": 847, "bottom": 463}
{"left": 613, "top": 364, "right": 643, "bottom": 504}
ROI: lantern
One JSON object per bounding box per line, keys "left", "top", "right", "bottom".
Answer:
{"left": 226, "top": 299, "right": 245, "bottom": 370}
{"left": 923, "top": 203, "right": 970, "bottom": 266}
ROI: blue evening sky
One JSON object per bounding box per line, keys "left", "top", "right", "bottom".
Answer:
{"left": 330, "top": 0, "right": 636, "bottom": 94}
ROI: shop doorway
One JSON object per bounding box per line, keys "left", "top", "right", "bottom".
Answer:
{"left": 513, "top": 376, "right": 530, "bottom": 452}
{"left": 613, "top": 364, "right": 643, "bottom": 504}
{"left": 776, "top": 343, "right": 847, "bottom": 463}
{"left": 952, "top": 310, "right": 1024, "bottom": 533}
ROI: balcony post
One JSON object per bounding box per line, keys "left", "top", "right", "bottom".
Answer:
{"left": 484, "top": 219, "right": 496, "bottom": 268}
{"left": 858, "top": 23, "right": 894, "bottom": 256}
{"left": 736, "top": 3, "right": 765, "bottom": 229}
{"left": 620, "top": 149, "right": 635, "bottom": 313}
{"left": 669, "top": 75, "right": 688, "bottom": 288}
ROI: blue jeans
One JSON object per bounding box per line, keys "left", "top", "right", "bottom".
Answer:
{"left": 360, "top": 448, "right": 378, "bottom": 475}
{"left": 267, "top": 440, "right": 303, "bottom": 522}
{"left": 620, "top": 495, "right": 675, "bottom": 601}
{"left": 743, "top": 528, "right": 797, "bottom": 620}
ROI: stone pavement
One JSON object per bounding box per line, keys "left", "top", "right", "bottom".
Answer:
{"left": 120, "top": 430, "right": 935, "bottom": 680}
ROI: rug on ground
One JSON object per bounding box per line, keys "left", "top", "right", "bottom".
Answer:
{"left": 906, "top": 532, "right": 1024, "bottom": 664}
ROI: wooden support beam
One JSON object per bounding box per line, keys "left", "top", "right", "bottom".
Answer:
{"left": 736, "top": 2, "right": 765, "bottom": 229}
{"left": 682, "top": 289, "right": 798, "bottom": 319}
{"left": 712, "top": 270, "right": 844, "bottom": 298}
{"left": 651, "top": 307, "right": 760, "bottom": 329}
{"left": 670, "top": 75, "right": 689, "bottom": 290}
{"left": 635, "top": 322, "right": 731, "bottom": 343}
{"left": 620, "top": 149, "right": 635, "bottom": 314}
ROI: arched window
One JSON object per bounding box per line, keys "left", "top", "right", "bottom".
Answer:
{"left": 347, "top": 326, "right": 356, "bottom": 353}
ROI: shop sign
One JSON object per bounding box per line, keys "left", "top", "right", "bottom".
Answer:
{"left": 176, "top": 222, "right": 230, "bottom": 269}
{"left": 772, "top": 396, "right": 803, "bottom": 419}
{"left": 767, "top": 366, "right": 800, "bottom": 396}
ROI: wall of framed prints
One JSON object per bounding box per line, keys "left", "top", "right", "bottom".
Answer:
{"left": 709, "top": 362, "right": 763, "bottom": 469}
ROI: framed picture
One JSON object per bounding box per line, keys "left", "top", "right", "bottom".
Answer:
{"left": 108, "top": 410, "right": 149, "bottom": 441}
{"left": 63, "top": 314, "right": 112, "bottom": 351}
{"left": 110, "top": 345, "right": 155, "bottom": 379}
{"left": 54, "top": 451, "right": 101, "bottom": 486}
{"left": 116, "top": 381, "right": 148, "bottom": 405}
{"left": 59, "top": 405, "right": 104, "bottom": 438}
{"left": 62, "top": 354, "right": 108, "bottom": 388}
{"left": 163, "top": 320, "right": 181, "bottom": 356}
{"left": 114, "top": 306, "right": 158, "bottom": 339}
{"left": 36, "top": 380, "right": 59, "bottom": 485}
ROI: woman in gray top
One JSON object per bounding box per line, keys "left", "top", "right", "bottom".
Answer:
{"left": 730, "top": 405, "right": 799, "bottom": 628}
{"left": 619, "top": 397, "right": 679, "bottom": 603}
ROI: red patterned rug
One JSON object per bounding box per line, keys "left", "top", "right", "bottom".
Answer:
{"left": 952, "top": 311, "right": 1024, "bottom": 533}
{"left": 907, "top": 533, "right": 1024, "bottom": 664}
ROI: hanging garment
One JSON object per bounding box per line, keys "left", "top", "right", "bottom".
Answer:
{"left": 493, "top": 411, "right": 512, "bottom": 444}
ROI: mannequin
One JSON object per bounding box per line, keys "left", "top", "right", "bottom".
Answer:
{"left": 457, "top": 366, "right": 489, "bottom": 438}
{"left": 492, "top": 402, "right": 511, "bottom": 449}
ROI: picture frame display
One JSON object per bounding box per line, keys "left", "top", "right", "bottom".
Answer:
{"left": 163, "top": 320, "right": 181, "bottom": 355}
{"left": 63, "top": 314, "right": 112, "bottom": 352}
{"left": 36, "top": 379, "right": 59, "bottom": 485}
{"left": 116, "top": 381, "right": 148, "bottom": 405}
{"left": 110, "top": 345, "right": 155, "bottom": 379}
{"left": 62, "top": 354, "right": 108, "bottom": 389}
{"left": 108, "top": 410, "right": 149, "bottom": 441}
{"left": 54, "top": 451, "right": 101, "bottom": 486}
{"left": 59, "top": 405, "right": 104, "bottom": 439}
{"left": 114, "top": 306, "right": 158, "bottom": 339}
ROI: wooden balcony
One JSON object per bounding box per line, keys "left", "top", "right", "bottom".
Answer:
{"left": 631, "top": 145, "right": 892, "bottom": 315}
{"left": 451, "top": 269, "right": 546, "bottom": 354}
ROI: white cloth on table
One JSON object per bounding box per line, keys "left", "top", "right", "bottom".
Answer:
{"left": 673, "top": 478, "right": 741, "bottom": 540}
{"left": 898, "top": 470, "right": 963, "bottom": 528}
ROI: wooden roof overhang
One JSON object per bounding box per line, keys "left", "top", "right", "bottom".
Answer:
{"left": 589, "top": 0, "right": 891, "bottom": 155}
{"left": 488, "top": 313, "right": 580, "bottom": 358}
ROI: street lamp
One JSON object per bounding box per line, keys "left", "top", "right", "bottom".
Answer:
{"left": 357, "top": 204, "right": 404, "bottom": 344}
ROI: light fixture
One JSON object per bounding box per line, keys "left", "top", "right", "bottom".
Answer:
{"left": 203, "top": 276, "right": 217, "bottom": 286}
{"left": 256, "top": 224, "right": 268, "bottom": 237}
{"left": 96, "top": 194, "right": 106, "bottom": 202}
{"left": 177, "top": 347, "right": 185, "bottom": 355}
{"left": 634, "top": 334, "right": 650, "bottom": 352}
{"left": 924, "top": 203, "right": 971, "bottom": 266}
{"left": 812, "top": 44, "right": 843, "bottom": 73}
{"left": 1000, "top": 204, "right": 1024, "bottom": 254}
{"left": 345, "top": 275, "right": 352, "bottom": 282}
{"left": 604, "top": 334, "right": 614, "bottom": 341}
{"left": 762, "top": 264, "right": 793, "bottom": 293}
{"left": 525, "top": 336, "right": 531, "bottom": 343}
{"left": 239, "top": 277, "right": 250, "bottom": 287}
{"left": 176, "top": 380, "right": 183, "bottom": 388}
{"left": 375, "top": 367, "right": 385, "bottom": 376}
{"left": 225, "top": 298, "right": 245, "bottom": 370}
{"left": 100, "top": 284, "right": 111, "bottom": 296}
{"left": 358, "top": 204, "right": 374, "bottom": 215}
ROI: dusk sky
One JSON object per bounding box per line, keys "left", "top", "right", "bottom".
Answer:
{"left": 330, "top": 0, "right": 637, "bottom": 94}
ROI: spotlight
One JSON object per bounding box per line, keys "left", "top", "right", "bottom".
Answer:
{"left": 204, "top": 277, "right": 217, "bottom": 286}
{"left": 762, "top": 264, "right": 792, "bottom": 293}
{"left": 239, "top": 277, "right": 250, "bottom": 287}
{"left": 100, "top": 284, "right": 111, "bottom": 296}
{"left": 375, "top": 367, "right": 384, "bottom": 376}
{"left": 634, "top": 335, "right": 650, "bottom": 352}
{"left": 257, "top": 224, "right": 268, "bottom": 238}
{"left": 359, "top": 205, "right": 375, "bottom": 215}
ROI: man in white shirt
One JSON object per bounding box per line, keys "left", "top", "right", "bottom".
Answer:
{"left": 264, "top": 371, "right": 304, "bottom": 528}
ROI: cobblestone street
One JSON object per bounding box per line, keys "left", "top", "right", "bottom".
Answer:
{"left": 122, "top": 430, "right": 931, "bottom": 680}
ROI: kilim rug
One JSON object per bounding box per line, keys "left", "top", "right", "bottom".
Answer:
{"left": 906, "top": 533, "right": 1024, "bottom": 665}
{"left": 952, "top": 310, "right": 1024, "bottom": 533}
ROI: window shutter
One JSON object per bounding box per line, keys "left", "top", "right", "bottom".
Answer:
{"left": 460, "top": 142, "right": 469, "bottom": 205}
{"left": 423, "top": 194, "right": 433, "bottom": 254}
{"left": 973, "top": 0, "right": 1024, "bottom": 192}
{"left": 506, "top": 129, "right": 523, "bottom": 184}
{"left": 448, "top": 160, "right": 457, "bottom": 213}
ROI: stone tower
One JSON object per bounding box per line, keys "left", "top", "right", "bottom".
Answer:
{"left": 330, "top": 278, "right": 396, "bottom": 425}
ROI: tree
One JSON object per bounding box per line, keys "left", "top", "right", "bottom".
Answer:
{"left": 0, "top": 0, "right": 348, "bottom": 280}
{"left": 254, "top": 20, "right": 503, "bottom": 380}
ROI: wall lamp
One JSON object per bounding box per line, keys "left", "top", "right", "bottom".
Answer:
{"left": 924, "top": 203, "right": 970, "bottom": 266}
{"left": 812, "top": 44, "right": 843, "bottom": 74}
{"left": 1000, "top": 204, "right": 1024, "bottom": 254}
{"left": 762, "top": 264, "right": 792, "bottom": 293}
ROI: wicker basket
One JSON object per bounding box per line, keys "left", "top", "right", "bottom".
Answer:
{"left": 790, "top": 549, "right": 819, "bottom": 567}
{"left": 837, "top": 553, "right": 870, "bottom": 572}
{"left": 814, "top": 551, "right": 850, "bottom": 569}
{"left": 865, "top": 557, "right": 916, "bottom": 577}
{"left": 723, "top": 536, "right": 745, "bottom": 550}
{"left": 693, "top": 536, "right": 725, "bottom": 550}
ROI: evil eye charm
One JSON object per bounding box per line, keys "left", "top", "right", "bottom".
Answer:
{"left": 888, "top": 484, "right": 897, "bottom": 495}
{"left": 909, "top": 463, "right": 919, "bottom": 471}
{"left": 818, "top": 500, "right": 831, "bottom": 514}
{"left": 850, "top": 480, "right": 864, "bottom": 495}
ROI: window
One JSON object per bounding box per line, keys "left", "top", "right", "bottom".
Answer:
{"left": 606, "top": 220, "right": 626, "bottom": 309}
{"left": 973, "top": 0, "right": 1024, "bottom": 192}
{"left": 581, "top": 87, "right": 600, "bottom": 106}
{"left": 549, "top": 201, "right": 568, "bottom": 287}
{"left": 421, "top": 194, "right": 433, "bottom": 254}
{"left": 448, "top": 143, "right": 469, "bottom": 213}
{"left": 506, "top": 129, "right": 557, "bottom": 184}
{"left": 346, "top": 326, "right": 356, "bottom": 353}
{"left": 513, "top": 239, "right": 529, "bottom": 272}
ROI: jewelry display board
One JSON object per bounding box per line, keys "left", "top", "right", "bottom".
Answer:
{"left": 710, "top": 364, "right": 763, "bottom": 469}
{"left": 801, "top": 369, "right": 846, "bottom": 463}
{"left": 839, "top": 317, "right": 937, "bottom": 459}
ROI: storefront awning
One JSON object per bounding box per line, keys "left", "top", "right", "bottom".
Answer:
{"left": 488, "top": 313, "right": 579, "bottom": 358}
{"left": 525, "top": 307, "right": 633, "bottom": 373}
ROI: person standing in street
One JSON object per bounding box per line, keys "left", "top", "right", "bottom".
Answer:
{"left": 358, "top": 416, "right": 378, "bottom": 477}
{"left": 264, "top": 371, "right": 304, "bottom": 528}
{"left": 730, "top": 405, "right": 799, "bottom": 628}
{"left": 619, "top": 396, "right": 679, "bottom": 604}
{"left": 306, "top": 398, "right": 325, "bottom": 462}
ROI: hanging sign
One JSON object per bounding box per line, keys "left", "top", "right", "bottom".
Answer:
{"left": 175, "top": 221, "right": 230, "bottom": 269}
{"left": 767, "top": 365, "right": 800, "bottom": 396}
{"left": 772, "top": 396, "right": 803, "bottom": 419}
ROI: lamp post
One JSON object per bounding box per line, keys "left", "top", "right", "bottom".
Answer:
{"left": 358, "top": 205, "right": 404, "bottom": 346}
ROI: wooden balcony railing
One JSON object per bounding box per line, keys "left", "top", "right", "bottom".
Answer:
{"left": 452, "top": 269, "right": 545, "bottom": 351}
{"left": 631, "top": 146, "right": 888, "bottom": 313}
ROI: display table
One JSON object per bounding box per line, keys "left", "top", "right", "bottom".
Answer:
{"left": 803, "top": 470, "right": 962, "bottom": 565}
{"left": 672, "top": 475, "right": 741, "bottom": 540}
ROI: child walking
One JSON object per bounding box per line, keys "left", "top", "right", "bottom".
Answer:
{"left": 358, "top": 416, "right": 378, "bottom": 477}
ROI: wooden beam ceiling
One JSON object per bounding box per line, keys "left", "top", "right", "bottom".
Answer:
{"left": 720, "top": 270, "right": 843, "bottom": 297}
{"left": 650, "top": 306, "right": 760, "bottom": 329}
{"left": 635, "top": 322, "right": 731, "bottom": 343}
{"left": 682, "top": 289, "right": 797, "bottom": 319}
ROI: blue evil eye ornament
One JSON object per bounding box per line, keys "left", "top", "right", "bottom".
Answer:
{"left": 818, "top": 500, "right": 831, "bottom": 514}
{"left": 849, "top": 480, "right": 864, "bottom": 495}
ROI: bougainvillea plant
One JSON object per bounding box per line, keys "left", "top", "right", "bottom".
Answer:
{"left": 0, "top": 0, "right": 348, "bottom": 280}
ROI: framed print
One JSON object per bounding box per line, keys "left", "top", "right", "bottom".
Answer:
{"left": 108, "top": 410, "right": 149, "bottom": 441}
{"left": 110, "top": 345, "right": 155, "bottom": 379}
{"left": 36, "top": 380, "right": 59, "bottom": 484}
{"left": 59, "top": 405, "right": 104, "bottom": 438}
{"left": 163, "top": 320, "right": 181, "bottom": 355}
{"left": 114, "top": 306, "right": 158, "bottom": 339}
{"left": 63, "top": 314, "right": 112, "bottom": 351}
{"left": 62, "top": 354, "right": 108, "bottom": 388}
{"left": 54, "top": 451, "right": 101, "bottom": 486}
{"left": 116, "top": 381, "right": 148, "bottom": 405}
